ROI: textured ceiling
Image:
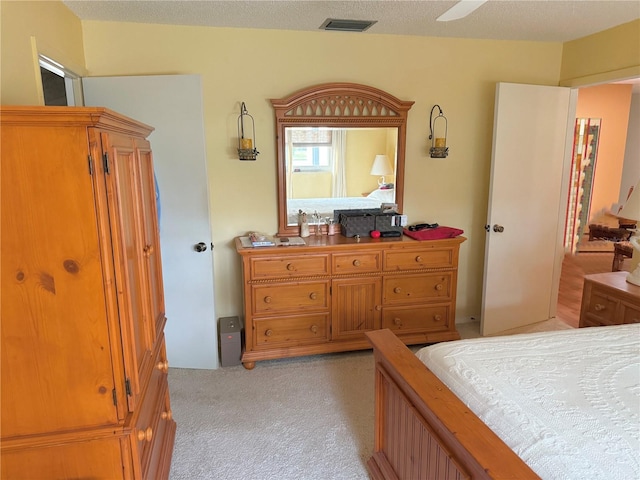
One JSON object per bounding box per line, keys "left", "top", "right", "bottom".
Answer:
{"left": 63, "top": 0, "right": 640, "bottom": 42}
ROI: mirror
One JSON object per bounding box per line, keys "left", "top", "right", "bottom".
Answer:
{"left": 272, "top": 83, "right": 414, "bottom": 236}
{"left": 564, "top": 117, "right": 601, "bottom": 254}
{"left": 284, "top": 126, "right": 399, "bottom": 226}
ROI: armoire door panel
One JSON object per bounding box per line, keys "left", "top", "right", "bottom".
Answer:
{"left": 102, "top": 131, "right": 154, "bottom": 407}
{"left": 1, "top": 125, "right": 118, "bottom": 437}
{"left": 136, "top": 140, "right": 166, "bottom": 339}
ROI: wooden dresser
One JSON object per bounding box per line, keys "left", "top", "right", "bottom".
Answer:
{"left": 235, "top": 235, "right": 465, "bottom": 369}
{"left": 579, "top": 271, "right": 640, "bottom": 327}
{"left": 1, "top": 107, "right": 176, "bottom": 479}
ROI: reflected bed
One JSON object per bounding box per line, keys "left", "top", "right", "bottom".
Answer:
{"left": 287, "top": 188, "right": 395, "bottom": 224}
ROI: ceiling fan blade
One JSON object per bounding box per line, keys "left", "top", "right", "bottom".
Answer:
{"left": 437, "top": 0, "right": 488, "bottom": 22}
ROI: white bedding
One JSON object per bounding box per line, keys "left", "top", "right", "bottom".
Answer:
{"left": 416, "top": 324, "right": 640, "bottom": 480}
{"left": 287, "top": 189, "right": 395, "bottom": 224}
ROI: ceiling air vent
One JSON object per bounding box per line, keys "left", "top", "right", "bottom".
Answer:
{"left": 319, "top": 18, "right": 377, "bottom": 32}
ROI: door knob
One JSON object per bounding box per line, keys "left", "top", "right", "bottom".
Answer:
{"left": 493, "top": 224, "right": 505, "bottom": 233}
{"left": 194, "top": 242, "right": 207, "bottom": 252}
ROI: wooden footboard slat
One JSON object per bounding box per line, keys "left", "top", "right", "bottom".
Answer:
{"left": 366, "top": 329, "right": 540, "bottom": 480}
{"left": 381, "top": 368, "right": 469, "bottom": 479}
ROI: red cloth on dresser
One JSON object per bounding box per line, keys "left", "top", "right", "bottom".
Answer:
{"left": 403, "top": 226, "right": 464, "bottom": 240}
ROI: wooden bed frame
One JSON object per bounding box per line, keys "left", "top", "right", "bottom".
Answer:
{"left": 365, "top": 329, "right": 540, "bottom": 480}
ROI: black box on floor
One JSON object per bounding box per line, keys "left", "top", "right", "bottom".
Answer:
{"left": 219, "top": 316, "right": 242, "bottom": 367}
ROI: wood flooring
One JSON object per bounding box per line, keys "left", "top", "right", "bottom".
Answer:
{"left": 556, "top": 250, "right": 631, "bottom": 327}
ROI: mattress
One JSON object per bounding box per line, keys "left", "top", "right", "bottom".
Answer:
{"left": 416, "top": 324, "right": 640, "bottom": 480}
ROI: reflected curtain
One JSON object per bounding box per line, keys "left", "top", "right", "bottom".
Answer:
{"left": 286, "top": 140, "right": 293, "bottom": 198}
{"left": 331, "top": 130, "right": 347, "bottom": 197}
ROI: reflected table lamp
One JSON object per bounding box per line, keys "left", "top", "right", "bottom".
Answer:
{"left": 618, "top": 180, "right": 640, "bottom": 286}
{"left": 370, "top": 154, "right": 393, "bottom": 187}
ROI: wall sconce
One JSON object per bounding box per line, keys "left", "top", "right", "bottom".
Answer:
{"left": 237, "top": 101, "right": 259, "bottom": 161}
{"left": 428, "top": 105, "right": 448, "bottom": 158}
{"left": 370, "top": 154, "right": 393, "bottom": 187}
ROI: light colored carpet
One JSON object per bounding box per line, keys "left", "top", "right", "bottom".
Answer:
{"left": 168, "top": 349, "right": 375, "bottom": 479}
{"left": 168, "top": 319, "right": 573, "bottom": 479}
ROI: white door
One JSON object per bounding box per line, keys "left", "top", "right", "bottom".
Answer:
{"left": 481, "top": 82, "right": 576, "bottom": 336}
{"left": 83, "top": 75, "right": 219, "bottom": 369}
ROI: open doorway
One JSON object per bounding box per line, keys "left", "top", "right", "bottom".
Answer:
{"left": 556, "top": 80, "right": 639, "bottom": 327}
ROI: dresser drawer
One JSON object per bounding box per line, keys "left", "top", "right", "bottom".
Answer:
{"left": 383, "top": 305, "right": 450, "bottom": 333}
{"left": 332, "top": 251, "right": 381, "bottom": 274}
{"left": 622, "top": 302, "right": 640, "bottom": 324}
{"left": 252, "top": 281, "right": 329, "bottom": 314}
{"left": 583, "top": 288, "right": 620, "bottom": 325}
{"left": 383, "top": 273, "right": 451, "bottom": 305}
{"left": 250, "top": 254, "right": 329, "bottom": 279}
{"left": 384, "top": 248, "right": 454, "bottom": 271}
{"left": 253, "top": 314, "right": 330, "bottom": 347}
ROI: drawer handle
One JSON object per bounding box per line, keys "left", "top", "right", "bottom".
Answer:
{"left": 594, "top": 303, "right": 606, "bottom": 311}
{"left": 265, "top": 329, "right": 273, "bottom": 337}
{"left": 352, "top": 259, "right": 361, "bottom": 267}
{"left": 393, "top": 318, "right": 402, "bottom": 326}
{"left": 310, "top": 325, "right": 318, "bottom": 334}
{"left": 161, "top": 410, "right": 173, "bottom": 421}
{"left": 143, "top": 245, "right": 154, "bottom": 257}
{"left": 156, "top": 360, "right": 169, "bottom": 373}
{"left": 433, "top": 315, "right": 442, "bottom": 322}
{"left": 375, "top": 305, "right": 382, "bottom": 311}
{"left": 394, "top": 287, "right": 402, "bottom": 294}
{"left": 286, "top": 263, "right": 295, "bottom": 271}
{"left": 309, "top": 292, "right": 318, "bottom": 300}
{"left": 137, "top": 427, "right": 153, "bottom": 442}
{"left": 263, "top": 296, "right": 272, "bottom": 304}
{"left": 415, "top": 255, "right": 422, "bottom": 262}
{"left": 435, "top": 284, "right": 443, "bottom": 291}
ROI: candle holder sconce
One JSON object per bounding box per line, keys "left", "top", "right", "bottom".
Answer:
{"left": 428, "top": 105, "right": 448, "bottom": 158}
{"left": 237, "top": 101, "right": 259, "bottom": 161}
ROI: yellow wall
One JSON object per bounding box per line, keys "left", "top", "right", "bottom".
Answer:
{"left": 561, "top": 19, "right": 640, "bottom": 86}
{"left": 344, "top": 129, "right": 392, "bottom": 195}
{"left": 0, "top": 0, "right": 86, "bottom": 105}
{"left": 75, "top": 20, "right": 566, "bottom": 321}
{"left": 576, "top": 84, "right": 633, "bottom": 219}
{"left": 2, "top": 0, "right": 637, "bottom": 325}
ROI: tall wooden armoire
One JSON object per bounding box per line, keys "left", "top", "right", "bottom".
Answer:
{"left": 1, "top": 106, "right": 176, "bottom": 479}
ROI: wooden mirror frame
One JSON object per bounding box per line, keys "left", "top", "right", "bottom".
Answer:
{"left": 271, "top": 82, "right": 414, "bottom": 236}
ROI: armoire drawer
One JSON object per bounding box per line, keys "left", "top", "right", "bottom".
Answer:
{"left": 251, "top": 281, "right": 329, "bottom": 314}
{"left": 384, "top": 248, "right": 454, "bottom": 271}
{"left": 133, "top": 339, "right": 169, "bottom": 478}
{"left": 144, "top": 390, "right": 176, "bottom": 480}
{"left": 253, "top": 313, "right": 330, "bottom": 347}
{"left": 250, "top": 254, "right": 329, "bottom": 279}
{"left": 382, "top": 305, "right": 450, "bottom": 333}
{"left": 1, "top": 437, "right": 127, "bottom": 480}
{"left": 383, "top": 273, "right": 451, "bottom": 305}
{"left": 332, "top": 251, "right": 381, "bottom": 274}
